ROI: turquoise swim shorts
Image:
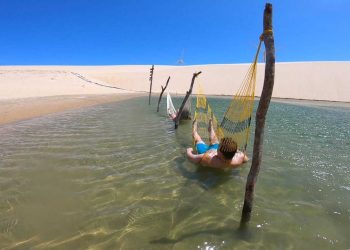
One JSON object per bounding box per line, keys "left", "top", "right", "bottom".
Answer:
{"left": 196, "top": 142, "right": 219, "bottom": 154}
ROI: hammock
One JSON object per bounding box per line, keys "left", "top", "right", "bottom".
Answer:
{"left": 167, "top": 92, "right": 192, "bottom": 120}
{"left": 167, "top": 92, "right": 177, "bottom": 118}
{"left": 194, "top": 40, "right": 263, "bottom": 151}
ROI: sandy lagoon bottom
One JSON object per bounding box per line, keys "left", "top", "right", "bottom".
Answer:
{"left": 0, "top": 96, "right": 349, "bottom": 249}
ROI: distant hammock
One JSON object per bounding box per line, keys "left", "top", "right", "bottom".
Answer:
{"left": 194, "top": 39, "right": 262, "bottom": 151}
{"left": 167, "top": 92, "right": 177, "bottom": 118}
{"left": 167, "top": 92, "right": 192, "bottom": 120}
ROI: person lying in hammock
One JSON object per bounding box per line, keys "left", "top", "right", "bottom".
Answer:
{"left": 168, "top": 108, "right": 191, "bottom": 121}
{"left": 168, "top": 109, "right": 177, "bottom": 121}
{"left": 186, "top": 119, "right": 248, "bottom": 169}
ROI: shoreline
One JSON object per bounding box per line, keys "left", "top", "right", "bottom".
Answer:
{"left": 1, "top": 94, "right": 349, "bottom": 127}
{"left": 170, "top": 93, "right": 350, "bottom": 107}
{"left": 0, "top": 93, "right": 143, "bottom": 125}
{"left": 270, "top": 97, "right": 350, "bottom": 108}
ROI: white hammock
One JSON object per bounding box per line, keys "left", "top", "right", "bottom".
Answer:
{"left": 167, "top": 92, "right": 177, "bottom": 117}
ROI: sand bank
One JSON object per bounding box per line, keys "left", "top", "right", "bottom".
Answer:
{"left": 0, "top": 62, "right": 349, "bottom": 124}
{"left": 0, "top": 68, "right": 142, "bottom": 124}
{"left": 0, "top": 94, "right": 141, "bottom": 125}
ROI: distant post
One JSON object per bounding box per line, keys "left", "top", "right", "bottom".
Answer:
{"left": 174, "top": 71, "right": 202, "bottom": 129}
{"left": 148, "top": 65, "right": 154, "bottom": 105}
{"left": 240, "top": 3, "right": 275, "bottom": 226}
{"left": 157, "top": 76, "right": 171, "bottom": 112}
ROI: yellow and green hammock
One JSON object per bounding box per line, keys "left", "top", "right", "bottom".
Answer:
{"left": 194, "top": 40, "right": 263, "bottom": 151}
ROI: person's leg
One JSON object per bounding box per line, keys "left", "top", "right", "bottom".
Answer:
{"left": 192, "top": 119, "right": 203, "bottom": 144}
{"left": 208, "top": 118, "right": 219, "bottom": 145}
{"left": 193, "top": 119, "right": 209, "bottom": 154}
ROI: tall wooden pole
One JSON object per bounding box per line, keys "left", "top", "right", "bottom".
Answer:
{"left": 174, "top": 71, "right": 201, "bottom": 129}
{"left": 157, "top": 76, "right": 170, "bottom": 112}
{"left": 240, "top": 3, "right": 275, "bottom": 226}
{"left": 148, "top": 65, "right": 154, "bottom": 105}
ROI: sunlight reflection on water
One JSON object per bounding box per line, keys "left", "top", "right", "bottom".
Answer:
{"left": 0, "top": 96, "right": 349, "bottom": 249}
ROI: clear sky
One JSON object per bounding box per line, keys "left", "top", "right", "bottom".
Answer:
{"left": 1, "top": 0, "right": 349, "bottom": 65}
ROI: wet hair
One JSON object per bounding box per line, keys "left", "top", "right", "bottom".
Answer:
{"left": 219, "top": 137, "right": 237, "bottom": 160}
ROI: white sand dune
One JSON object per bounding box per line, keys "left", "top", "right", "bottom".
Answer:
{"left": 2, "top": 62, "right": 349, "bottom": 102}
{"left": 78, "top": 62, "right": 349, "bottom": 102}
{"left": 0, "top": 62, "right": 349, "bottom": 124}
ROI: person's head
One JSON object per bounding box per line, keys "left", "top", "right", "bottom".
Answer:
{"left": 218, "top": 137, "right": 237, "bottom": 160}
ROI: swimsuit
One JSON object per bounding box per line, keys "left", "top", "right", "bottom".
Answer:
{"left": 196, "top": 142, "right": 219, "bottom": 154}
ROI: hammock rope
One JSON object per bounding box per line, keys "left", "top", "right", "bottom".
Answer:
{"left": 194, "top": 39, "right": 263, "bottom": 151}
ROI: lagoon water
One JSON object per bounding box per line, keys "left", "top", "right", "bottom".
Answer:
{"left": 0, "top": 96, "right": 349, "bottom": 249}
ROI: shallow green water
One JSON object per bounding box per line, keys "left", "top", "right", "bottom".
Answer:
{"left": 0, "top": 96, "right": 349, "bottom": 249}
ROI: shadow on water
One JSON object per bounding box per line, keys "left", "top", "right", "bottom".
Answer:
{"left": 174, "top": 156, "right": 235, "bottom": 190}
{"left": 149, "top": 224, "right": 257, "bottom": 245}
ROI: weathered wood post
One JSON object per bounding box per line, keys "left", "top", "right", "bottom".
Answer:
{"left": 174, "top": 71, "right": 201, "bottom": 129}
{"left": 157, "top": 76, "right": 171, "bottom": 112}
{"left": 240, "top": 3, "right": 275, "bottom": 226}
{"left": 148, "top": 65, "right": 154, "bottom": 105}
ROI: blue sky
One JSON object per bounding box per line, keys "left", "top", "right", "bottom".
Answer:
{"left": 1, "top": 0, "right": 349, "bottom": 65}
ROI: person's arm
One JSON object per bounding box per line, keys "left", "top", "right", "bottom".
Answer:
{"left": 186, "top": 148, "right": 203, "bottom": 164}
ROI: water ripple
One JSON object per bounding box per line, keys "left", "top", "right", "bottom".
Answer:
{"left": 0, "top": 97, "right": 349, "bottom": 249}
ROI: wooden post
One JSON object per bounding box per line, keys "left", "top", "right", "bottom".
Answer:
{"left": 240, "top": 3, "right": 275, "bottom": 226}
{"left": 174, "top": 71, "right": 202, "bottom": 129}
{"left": 157, "top": 76, "right": 171, "bottom": 112}
{"left": 148, "top": 65, "right": 154, "bottom": 105}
